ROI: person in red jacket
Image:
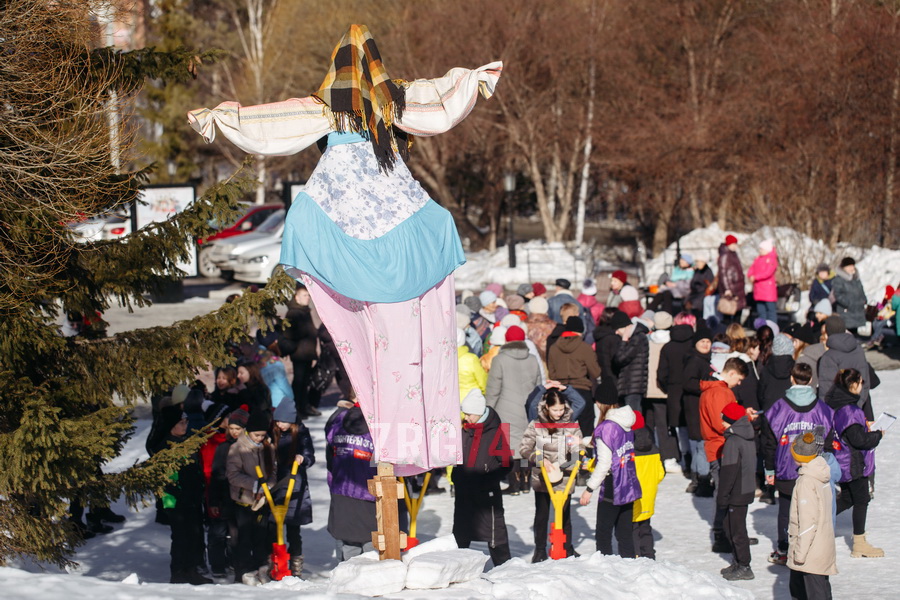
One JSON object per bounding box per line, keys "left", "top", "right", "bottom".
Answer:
{"left": 699, "top": 358, "right": 752, "bottom": 553}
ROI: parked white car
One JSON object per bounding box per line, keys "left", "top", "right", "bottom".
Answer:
{"left": 233, "top": 238, "right": 284, "bottom": 284}
{"left": 206, "top": 209, "right": 285, "bottom": 278}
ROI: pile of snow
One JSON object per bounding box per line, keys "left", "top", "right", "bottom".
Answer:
{"left": 644, "top": 223, "right": 900, "bottom": 300}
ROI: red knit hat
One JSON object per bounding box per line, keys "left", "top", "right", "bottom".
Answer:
{"left": 505, "top": 325, "right": 525, "bottom": 342}
{"left": 632, "top": 411, "right": 645, "bottom": 431}
{"left": 611, "top": 270, "right": 628, "bottom": 284}
{"left": 725, "top": 234, "right": 738, "bottom": 246}
{"left": 722, "top": 402, "right": 745, "bottom": 424}
{"left": 531, "top": 282, "right": 547, "bottom": 296}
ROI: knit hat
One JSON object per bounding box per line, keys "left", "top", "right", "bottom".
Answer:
{"left": 795, "top": 324, "right": 819, "bottom": 346}
{"left": 160, "top": 405, "right": 186, "bottom": 435}
{"left": 611, "top": 270, "right": 628, "bottom": 284}
{"left": 816, "top": 263, "right": 830, "bottom": 274}
{"left": 491, "top": 326, "right": 507, "bottom": 346}
{"left": 479, "top": 290, "right": 497, "bottom": 306}
{"left": 753, "top": 318, "right": 780, "bottom": 336}
{"left": 494, "top": 306, "right": 509, "bottom": 321}
{"left": 593, "top": 377, "right": 618, "bottom": 405}
{"left": 581, "top": 278, "right": 597, "bottom": 296}
{"left": 555, "top": 278, "right": 571, "bottom": 290}
{"left": 529, "top": 296, "right": 549, "bottom": 315}
{"left": 273, "top": 400, "right": 298, "bottom": 424}
{"left": 759, "top": 238, "right": 775, "bottom": 254}
{"left": 653, "top": 311, "right": 674, "bottom": 331}
{"left": 839, "top": 256, "right": 856, "bottom": 268}
{"left": 485, "top": 282, "right": 503, "bottom": 297}
{"left": 680, "top": 253, "right": 694, "bottom": 266}
{"left": 693, "top": 326, "right": 713, "bottom": 344}
{"left": 204, "top": 402, "right": 231, "bottom": 424}
{"left": 725, "top": 234, "right": 738, "bottom": 246}
{"left": 460, "top": 388, "right": 487, "bottom": 416}
{"left": 516, "top": 283, "right": 533, "bottom": 297}
{"left": 463, "top": 295, "right": 482, "bottom": 313}
{"left": 813, "top": 298, "right": 833, "bottom": 316}
{"left": 457, "top": 327, "right": 467, "bottom": 347}
{"left": 500, "top": 313, "right": 523, "bottom": 328}
{"left": 456, "top": 311, "right": 471, "bottom": 330}
{"left": 772, "top": 334, "right": 793, "bottom": 357}
{"left": 505, "top": 325, "right": 526, "bottom": 342}
{"left": 532, "top": 282, "right": 547, "bottom": 296}
{"left": 609, "top": 310, "right": 631, "bottom": 331}
{"left": 640, "top": 309, "right": 656, "bottom": 324}
{"left": 505, "top": 294, "right": 526, "bottom": 311}
{"left": 563, "top": 316, "right": 584, "bottom": 334}
{"left": 632, "top": 411, "right": 645, "bottom": 431}
{"left": 722, "top": 402, "right": 746, "bottom": 425}
{"left": 791, "top": 427, "right": 825, "bottom": 463}
{"left": 171, "top": 383, "right": 190, "bottom": 406}
{"left": 824, "top": 315, "right": 846, "bottom": 335}
{"left": 620, "top": 286, "right": 639, "bottom": 302}
{"left": 246, "top": 410, "right": 271, "bottom": 433}
{"left": 229, "top": 404, "right": 250, "bottom": 429}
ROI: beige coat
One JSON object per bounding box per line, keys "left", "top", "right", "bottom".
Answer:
{"left": 787, "top": 456, "right": 838, "bottom": 576}
{"left": 226, "top": 432, "right": 275, "bottom": 505}
{"left": 646, "top": 330, "right": 669, "bottom": 399}
{"left": 519, "top": 401, "right": 583, "bottom": 493}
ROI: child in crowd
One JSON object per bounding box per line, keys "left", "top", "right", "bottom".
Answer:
{"left": 760, "top": 363, "right": 834, "bottom": 566}
{"left": 520, "top": 388, "right": 583, "bottom": 563}
{"left": 788, "top": 428, "right": 837, "bottom": 600}
{"left": 717, "top": 402, "right": 758, "bottom": 581}
{"left": 211, "top": 366, "right": 244, "bottom": 410}
{"left": 206, "top": 405, "right": 248, "bottom": 581}
{"left": 579, "top": 381, "right": 641, "bottom": 559}
{"left": 825, "top": 368, "right": 885, "bottom": 558}
{"left": 271, "top": 401, "right": 315, "bottom": 577}
{"left": 631, "top": 411, "right": 665, "bottom": 559}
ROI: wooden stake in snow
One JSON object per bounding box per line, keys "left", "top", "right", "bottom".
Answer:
{"left": 368, "top": 462, "right": 407, "bottom": 560}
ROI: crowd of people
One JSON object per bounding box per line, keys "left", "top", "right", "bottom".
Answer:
{"left": 68, "top": 236, "right": 896, "bottom": 596}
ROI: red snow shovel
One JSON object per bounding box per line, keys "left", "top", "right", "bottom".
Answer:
{"left": 538, "top": 450, "right": 584, "bottom": 560}
{"left": 256, "top": 460, "right": 299, "bottom": 580}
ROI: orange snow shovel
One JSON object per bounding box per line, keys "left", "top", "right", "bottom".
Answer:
{"left": 256, "top": 460, "right": 299, "bottom": 580}
{"left": 401, "top": 471, "right": 432, "bottom": 550}
{"left": 538, "top": 449, "right": 584, "bottom": 560}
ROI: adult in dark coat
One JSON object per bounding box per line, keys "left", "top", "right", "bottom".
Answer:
{"left": 818, "top": 316, "right": 879, "bottom": 420}
{"left": 831, "top": 257, "right": 867, "bottom": 331}
{"left": 717, "top": 238, "right": 746, "bottom": 316}
{"left": 612, "top": 319, "right": 650, "bottom": 411}
{"left": 279, "top": 284, "right": 320, "bottom": 417}
{"left": 454, "top": 399, "right": 512, "bottom": 567}
{"left": 593, "top": 307, "right": 623, "bottom": 393}
{"left": 757, "top": 334, "right": 795, "bottom": 412}
{"left": 657, "top": 324, "right": 694, "bottom": 433}
{"left": 808, "top": 263, "right": 835, "bottom": 307}
{"left": 681, "top": 328, "right": 715, "bottom": 490}
{"left": 688, "top": 261, "right": 715, "bottom": 319}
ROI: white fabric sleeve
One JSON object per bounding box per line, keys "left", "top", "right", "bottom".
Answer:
{"left": 586, "top": 438, "right": 613, "bottom": 491}
{"left": 394, "top": 62, "right": 503, "bottom": 136}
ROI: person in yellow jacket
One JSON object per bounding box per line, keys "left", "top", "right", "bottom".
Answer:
{"left": 631, "top": 411, "right": 666, "bottom": 559}
{"left": 457, "top": 328, "right": 488, "bottom": 402}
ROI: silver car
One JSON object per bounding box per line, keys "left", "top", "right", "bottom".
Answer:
{"left": 206, "top": 209, "right": 285, "bottom": 277}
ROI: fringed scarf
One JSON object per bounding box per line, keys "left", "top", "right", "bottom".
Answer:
{"left": 313, "top": 24, "right": 408, "bottom": 172}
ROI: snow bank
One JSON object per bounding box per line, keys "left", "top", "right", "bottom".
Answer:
{"left": 404, "top": 549, "right": 488, "bottom": 589}
{"left": 327, "top": 556, "right": 408, "bottom": 596}
{"left": 402, "top": 534, "right": 459, "bottom": 564}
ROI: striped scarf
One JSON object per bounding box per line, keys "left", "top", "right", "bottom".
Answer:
{"left": 313, "top": 24, "right": 407, "bottom": 172}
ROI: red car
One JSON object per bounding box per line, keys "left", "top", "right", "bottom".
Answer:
{"left": 197, "top": 203, "right": 282, "bottom": 277}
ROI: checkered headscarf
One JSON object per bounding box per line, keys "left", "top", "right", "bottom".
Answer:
{"left": 313, "top": 24, "right": 407, "bottom": 172}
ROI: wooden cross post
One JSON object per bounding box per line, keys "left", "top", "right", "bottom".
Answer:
{"left": 368, "top": 462, "right": 407, "bottom": 560}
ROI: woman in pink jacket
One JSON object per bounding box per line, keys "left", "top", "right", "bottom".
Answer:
{"left": 747, "top": 239, "right": 778, "bottom": 324}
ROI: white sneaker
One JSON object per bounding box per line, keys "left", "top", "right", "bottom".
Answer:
{"left": 664, "top": 458, "right": 682, "bottom": 474}
{"left": 241, "top": 572, "right": 259, "bottom": 586}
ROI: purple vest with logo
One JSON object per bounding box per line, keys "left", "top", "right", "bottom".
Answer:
{"left": 766, "top": 399, "right": 834, "bottom": 481}
{"left": 326, "top": 411, "right": 377, "bottom": 501}
{"left": 832, "top": 404, "right": 875, "bottom": 482}
{"left": 594, "top": 420, "right": 642, "bottom": 505}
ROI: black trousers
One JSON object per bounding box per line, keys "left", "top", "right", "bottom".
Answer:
{"left": 207, "top": 515, "right": 238, "bottom": 573}
{"left": 575, "top": 388, "right": 595, "bottom": 439}
{"left": 167, "top": 503, "right": 206, "bottom": 575}
{"left": 285, "top": 523, "right": 303, "bottom": 558}
{"left": 836, "top": 476, "right": 869, "bottom": 535}
{"left": 596, "top": 500, "right": 635, "bottom": 558}
{"left": 723, "top": 504, "right": 751, "bottom": 566}
{"left": 789, "top": 569, "right": 832, "bottom": 600}
{"left": 234, "top": 504, "right": 271, "bottom": 577}
{"left": 778, "top": 492, "right": 792, "bottom": 552}
{"left": 456, "top": 537, "right": 511, "bottom": 567}
{"left": 633, "top": 518, "right": 655, "bottom": 559}
{"left": 644, "top": 399, "right": 679, "bottom": 462}
{"left": 291, "top": 359, "right": 314, "bottom": 412}
{"left": 533, "top": 491, "right": 573, "bottom": 552}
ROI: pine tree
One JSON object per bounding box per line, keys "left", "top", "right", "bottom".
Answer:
{"left": 0, "top": 0, "right": 291, "bottom": 566}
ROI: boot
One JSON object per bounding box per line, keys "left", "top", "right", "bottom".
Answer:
{"left": 531, "top": 547, "right": 548, "bottom": 563}
{"left": 69, "top": 518, "right": 96, "bottom": 540}
{"left": 851, "top": 533, "right": 884, "bottom": 558}
{"left": 289, "top": 555, "right": 303, "bottom": 578}
{"left": 720, "top": 562, "right": 737, "bottom": 575}
{"left": 722, "top": 564, "right": 754, "bottom": 581}
{"left": 694, "top": 475, "right": 715, "bottom": 498}
{"left": 170, "top": 569, "right": 213, "bottom": 585}
{"left": 685, "top": 473, "right": 699, "bottom": 494}
{"left": 85, "top": 513, "right": 114, "bottom": 534}
{"left": 90, "top": 506, "right": 126, "bottom": 524}
{"left": 711, "top": 529, "right": 731, "bottom": 553}
{"left": 240, "top": 571, "right": 259, "bottom": 586}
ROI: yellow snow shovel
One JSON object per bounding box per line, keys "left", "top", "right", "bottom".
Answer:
{"left": 538, "top": 449, "right": 584, "bottom": 560}
{"left": 401, "top": 471, "right": 432, "bottom": 550}
{"left": 256, "top": 460, "right": 299, "bottom": 580}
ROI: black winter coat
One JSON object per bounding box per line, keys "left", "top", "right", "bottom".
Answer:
{"left": 825, "top": 386, "right": 882, "bottom": 481}
{"left": 453, "top": 407, "right": 510, "bottom": 546}
{"left": 757, "top": 355, "right": 795, "bottom": 412}
{"left": 717, "top": 244, "right": 746, "bottom": 309}
{"left": 733, "top": 363, "right": 760, "bottom": 411}
{"left": 657, "top": 325, "right": 694, "bottom": 428}
{"left": 593, "top": 325, "right": 621, "bottom": 391}
{"left": 682, "top": 348, "right": 715, "bottom": 440}
{"left": 717, "top": 417, "right": 757, "bottom": 507}
{"left": 279, "top": 302, "right": 318, "bottom": 362}
{"left": 273, "top": 424, "right": 316, "bottom": 526}
{"left": 612, "top": 322, "right": 650, "bottom": 398}
{"left": 688, "top": 265, "right": 715, "bottom": 312}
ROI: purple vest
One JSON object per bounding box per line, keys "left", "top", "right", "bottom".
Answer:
{"left": 326, "top": 411, "right": 377, "bottom": 501}
{"left": 594, "top": 420, "right": 642, "bottom": 505}
{"left": 766, "top": 399, "right": 834, "bottom": 481}
{"left": 832, "top": 404, "right": 875, "bottom": 482}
